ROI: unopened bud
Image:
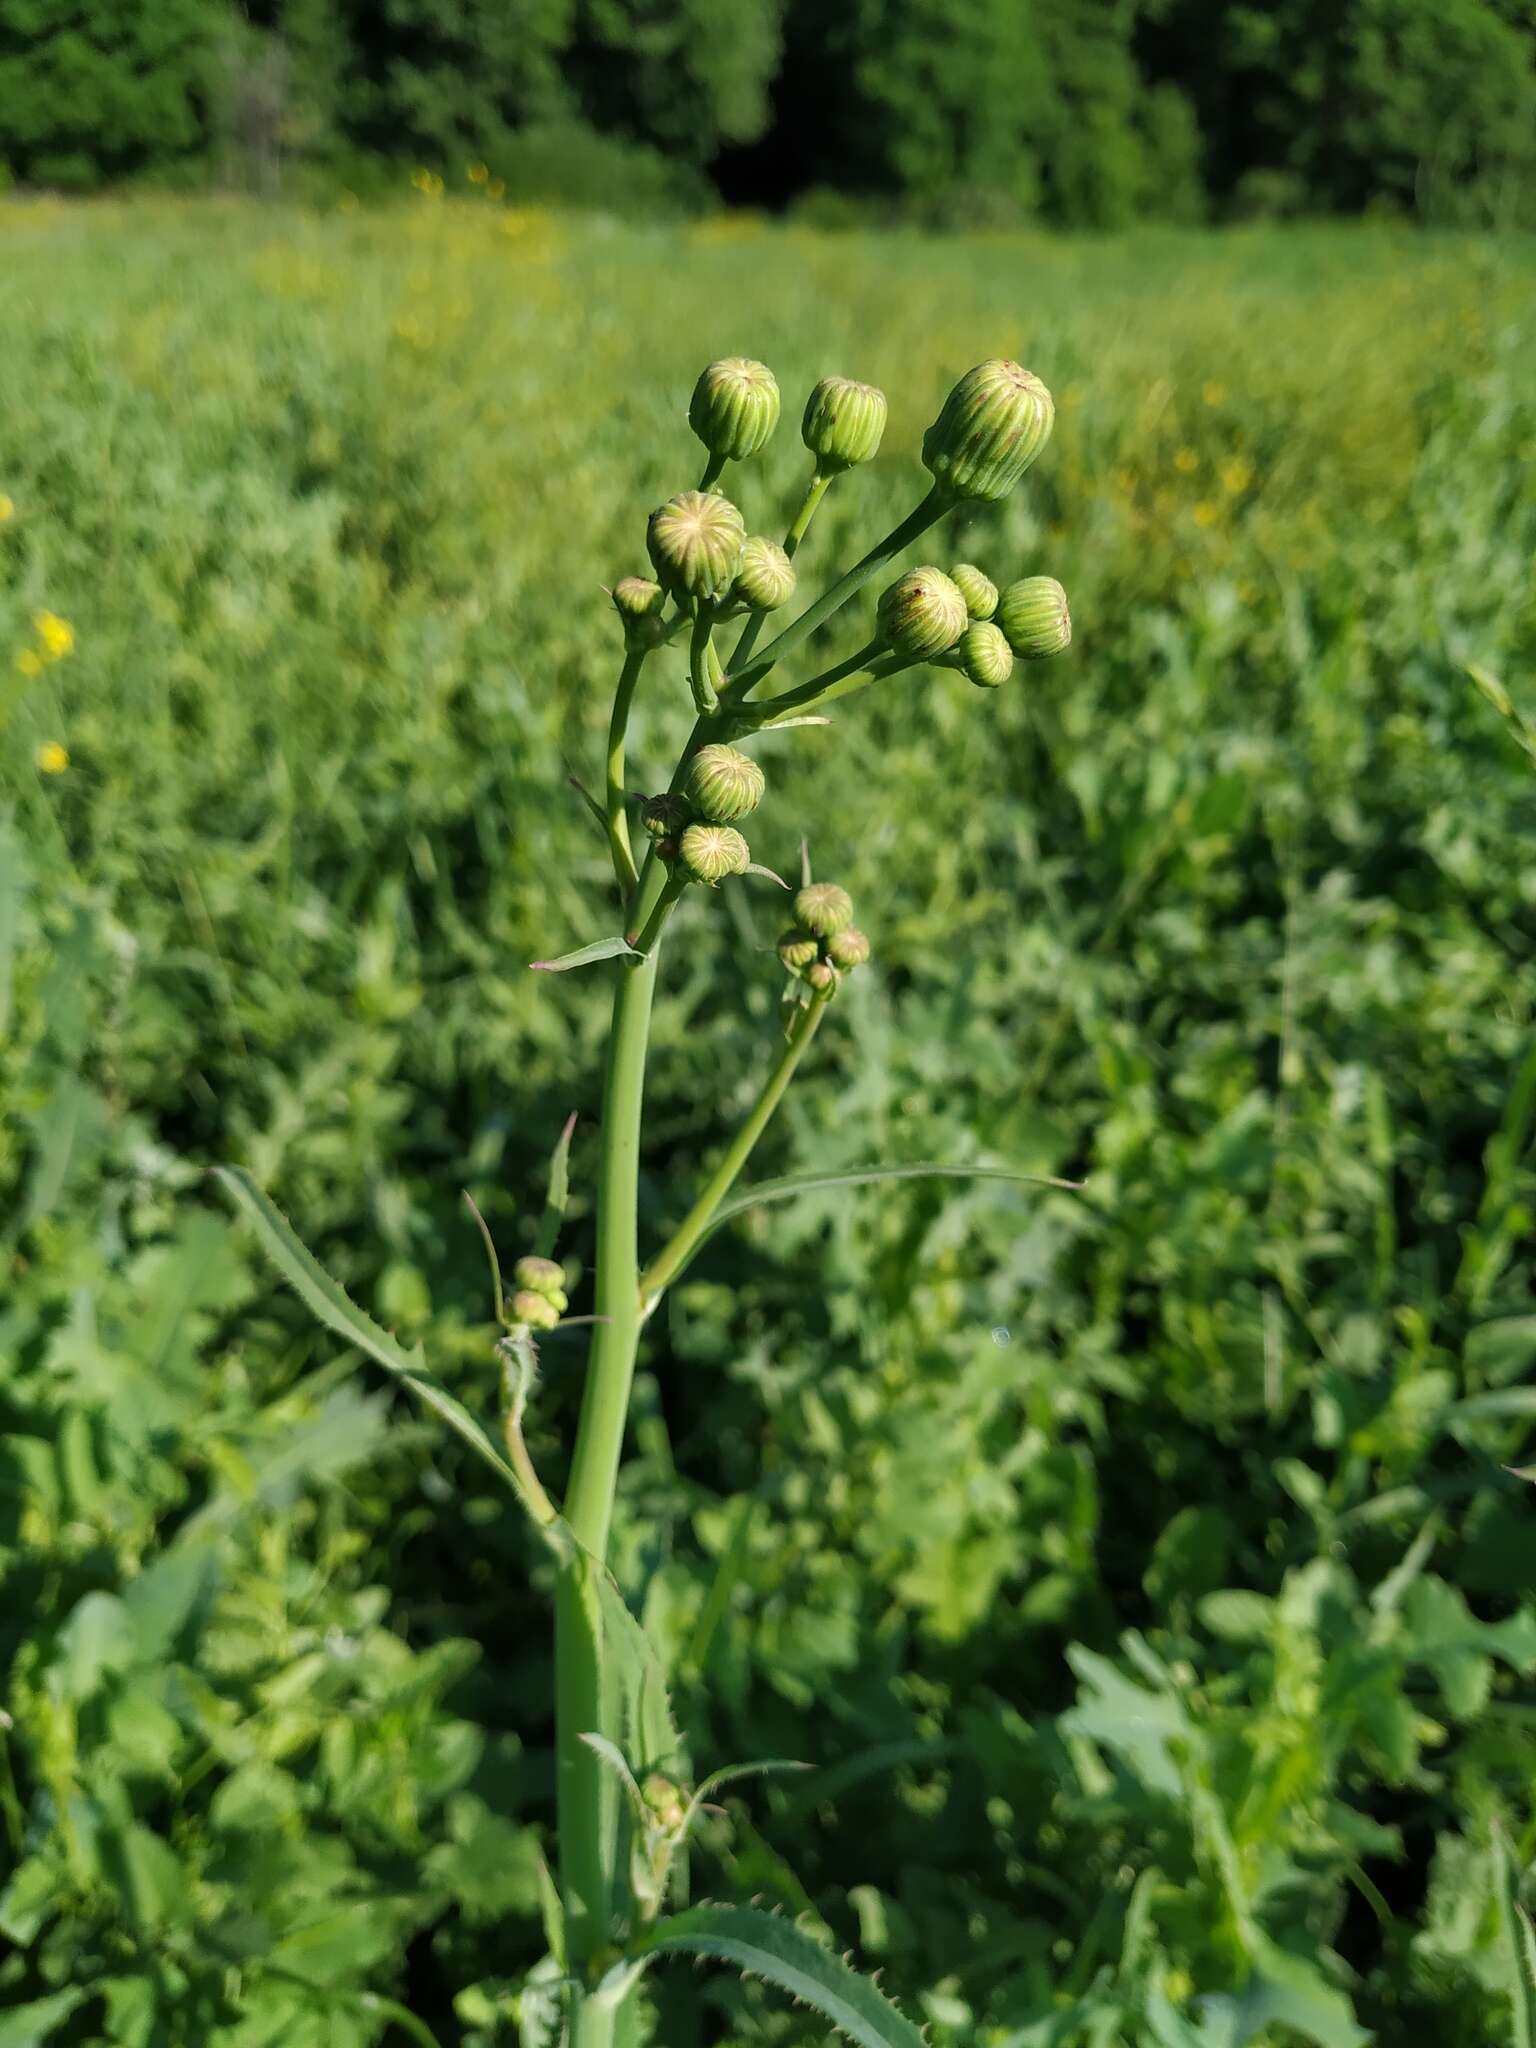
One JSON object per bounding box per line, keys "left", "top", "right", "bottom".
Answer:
{"left": 679, "top": 821, "right": 750, "bottom": 885}
{"left": 922, "top": 360, "right": 1054, "bottom": 504}
{"left": 801, "top": 375, "right": 888, "bottom": 473}
{"left": 642, "top": 1773, "right": 688, "bottom": 1830}
{"left": 513, "top": 1255, "right": 568, "bottom": 1310}
{"left": 806, "top": 960, "right": 838, "bottom": 994}
{"left": 641, "top": 793, "right": 691, "bottom": 841}
{"left": 511, "top": 1289, "right": 560, "bottom": 1331}
{"left": 956, "top": 620, "right": 1014, "bottom": 689}
{"left": 998, "top": 575, "right": 1071, "bottom": 659}
{"left": 950, "top": 563, "right": 998, "bottom": 621}
{"left": 777, "top": 928, "right": 820, "bottom": 975}
{"left": 876, "top": 567, "right": 968, "bottom": 660}
{"left": 689, "top": 357, "right": 781, "bottom": 463}
{"left": 794, "top": 881, "right": 853, "bottom": 938}
{"left": 611, "top": 576, "right": 668, "bottom": 649}
{"left": 647, "top": 489, "right": 746, "bottom": 602}
{"left": 734, "top": 535, "right": 796, "bottom": 612}
{"left": 685, "top": 742, "right": 765, "bottom": 823}
{"left": 826, "top": 926, "right": 871, "bottom": 969}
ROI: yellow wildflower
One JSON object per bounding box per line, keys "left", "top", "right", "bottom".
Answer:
{"left": 35, "top": 611, "right": 74, "bottom": 660}
{"left": 1173, "top": 447, "right": 1198, "bottom": 474}
{"left": 1192, "top": 501, "right": 1219, "bottom": 528}
{"left": 337, "top": 191, "right": 359, "bottom": 214}
{"left": 1202, "top": 381, "right": 1226, "bottom": 406}
{"left": 487, "top": 177, "right": 505, "bottom": 200}
{"left": 16, "top": 648, "right": 42, "bottom": 677}
{"left": 467, "top": 162, "right": 489, "bottom": 185}
{"left": 36, "top": 741, "right": 68, "bottom": 775}
{"left": 1220, "top": 457, "right": 1253, "bottom": 495}
{"left": 0, "top": 493, "right": 13, "bottom": 522}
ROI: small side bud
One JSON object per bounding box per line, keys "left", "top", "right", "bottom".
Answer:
{"left": 734, "top": 535, "right": 797, "bottom": 612}
{"left": 826, "top": 926, "right": 871, "bottom": 970}
{"left": 876, "top": 567, "right": 969, "bottom": 660}
{"left": 801, "top": 375, "right": 888, "bottom": 473}
{"left": 679, "top": 821, "right": 750, "bottom": 885}
{"left": 689, "top": 357, "right": 781, "bottom": 463}
{"left": 951, "top": 563, "right": 998, "bottom": 621}
{"left": 642, "top": 1773, "right": 688, "bottom": 1830}
{"left": 998, "top": 575, "right": 1072, "bottom": 659}
{"left": 641, "top": 793, "right": 691, "bottom": 841}
{"left": 777, "top": 928, "right": 820, "bottom": 975}
{"left": 794, "top": 881, "right": 853, "bottom": 938}
{"left": 684, "top": 742, "right": 765, "bottom": 823}
{"left": 956, "top": 620, "right": 1014, "bottom": 689}
{"left": 511, "top": 1289, "right": 560, "bottom": 1331}
{"left": 922, "top": 360, "right": 1054, "bottom": 504}
{"left": 647, "top": 489, "right": 746, "bottom": 602}
{"left": 612, "top": 576, "right": 668, "bottom": 649}
{"left": 806, "top": 960, "right": 839, "bottom": 994}
{"left": 513, "top": 1255, "right": 568, "bottom": 1310}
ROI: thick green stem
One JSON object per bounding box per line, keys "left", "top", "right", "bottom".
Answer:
{"left": 639, "top": 988, "right": 832, "bottom": 1314}
{"left": 728, "top": 484, "right": 949, "bottom": 696}
{"left": 688, "top": 606, "right": 719, "bottom": 713}
{"left": 729, "top": 469, "right": 833, "bottom": 676}
{"left": 605, "top": 649, "right": 644, "bottom": 893}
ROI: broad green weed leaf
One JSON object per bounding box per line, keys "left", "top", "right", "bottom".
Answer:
{"left": 212, "top": 1166, "right": 520, "bottom": 1495}
{"left": 0, "top": 1990, "right": 87, "bottom": 2048}
{"left": 637, "top": 1901, "right": 926, "bottom": 2048}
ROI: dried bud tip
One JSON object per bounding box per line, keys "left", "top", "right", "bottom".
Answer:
{"left": 794, "top": 881, "right": 854, "bottom": 938}
{"left": 511, "top": 1288, "right": 561, "bottom": 1331}
{"left": 647, "top": 489, "right": 746, "bottom": 602}
{"left": 923, "top": 359, "right": 1054, "bottom": 504}
{"left": 998, "top": 575, "right": 1071, "bottom": 659}
{"left": 679, "top": 821, "right": 751, "bottom": 885}
{"left": 826, "top": 926, "right": 871, "bottom": 969}
{"left": 734, "top": 534, "right": 797, "bottom": 612}
{"left": 806, "top": 960, "right": 839, "bottom": 994}
{"left": 876, "top": 567, "right": 969, "bottom": 660}
{"left": 689, "top": 356, "right": 781, "bottom": 462}
{"left": 777, "top": 928, "right": 821, "bottom": 975}
{"left": 641, "top": 792, "right": 691, "bottom": 841}
{"left": 956, "top": 620, "right": 1014, "bottom": 689}
{"left": 685, "top": 742, "right": 765, "bottom": 822}
{"left": 951, "top": 563, "right": 998, "bottom": 621}
{"left": 801, "top": 375, "right": 888, "bottom": 473}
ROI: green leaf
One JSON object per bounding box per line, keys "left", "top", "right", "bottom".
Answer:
{"left": 535, "top": 1110, "right": 578, "bottom": 1259}
{"left": 635, "top": 1901, "right": 925, "bottom": 2048}
{"left": 1495, "top": 1830, "right": 1536, "bottom": 2048}
{"left": 596, "top": 1571, "right": 682, "bottom": 1779}
{"left": 530, "top": 936, "right": 642, "bottom": 972}
{"left": 211, "top": 1166, "right": 520, "bottom": 1495}
{"left": 0, "top": 1990, "right": 87, "bottom": 2048}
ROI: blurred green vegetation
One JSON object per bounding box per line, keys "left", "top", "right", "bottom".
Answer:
{"left": 2, "top": 199, "right": 1536, "bottom": 2045}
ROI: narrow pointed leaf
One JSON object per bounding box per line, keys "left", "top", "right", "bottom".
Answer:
{"left": 636, "top": 1902, "right": 924, "bottom": 2048}
{"left": 211, "top": 1166, "right": 519, "bottom": 1494}
{"left": 535, "top": 1110, "right": 578, "bottom": 1258}
{"left": 531, "top": 936, "right": 642, "bottom": 972}
{"left": 1495, "top": 1830, "right": 1536, "bottom": 2048}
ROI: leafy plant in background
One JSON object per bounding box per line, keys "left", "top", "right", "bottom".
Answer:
{"left": 215, "top": 350, "right": 1076, "bottom": 2044}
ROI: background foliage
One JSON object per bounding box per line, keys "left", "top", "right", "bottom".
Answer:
{"left": 2, "top": 197, "right": 1536, "bottom": 2045}
{"left": 2, "top": 0, "right": 1536, "bottom": 223}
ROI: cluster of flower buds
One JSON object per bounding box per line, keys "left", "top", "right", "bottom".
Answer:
{"left": 777, "top": 882, "right": 870, "bottom": 998}
{"left": 641, "top": 742, "right": 767, "bottom": 885}
{"left": 869, "top": 554, "right": 1071, "bottom": 689}
{"left": 510, "top": 1255, "right": 568, "bottom": 1331}
{"left": 645, "top": 489, "right": 797, "bottom": 618}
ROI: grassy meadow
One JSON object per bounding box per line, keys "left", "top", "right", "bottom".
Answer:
{"left": 3, "top": 195, "right": 1536, "bottom": 2045}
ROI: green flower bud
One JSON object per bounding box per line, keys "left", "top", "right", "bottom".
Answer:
{"left": 950, "top": 563, "right": 998, "bottom": 621}
{"left": 611, "top": 576, "right": 668, "bottom": 649}
{"left": 777, "top": 928, "right": 820, "bottom": 975}
{"left": 513, "top": 1255, "right": 567, "bottom": 1307}
{"left": 806, "top": 960, "right": 839, "bottom": 994}
{"left": 956, "top": 620, "right": 1014, "bottom": 689}
{"left": 998, "top": 576, "right": 1072, "bottom": 659}
{"left": 641, "top": 792, "right": 691, "bottom": 841}
{"left": 734, "top": 535, "right": 796, "bottom": 612}
{"left": 647, "top": 489, "right": 746, "bottom": 602}
{"left": 511, "top": 1288, "right": 560, "bottom": 1331}
{"left": 801, "top": 375, "right": 888, "bottom": 473}
{"left": 875, "top": 567, "right": 969, "bottom": 660}
{"left": 794, "top": 881, "right": 853, "bottom": 938}
{"left": 825, "top": 926, "right": 871, "bottom": 970}
{"left": 922, "top": 359, "right": 1054, "bottom": 504}
{"left": 679, "top": 821, "right": 750, "bottom": 885}
{"left": 684, "top": 743, "right": 765, "bottom": 823}
{"left": 688, "top": 357, "right": 781, "bottom": 463}
{"left": 642, "top": 1773, "right": 688, "bottom": 1831}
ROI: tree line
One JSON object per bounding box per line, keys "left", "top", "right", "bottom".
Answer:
{"left": 2, "top": 0, "right": 1534, "bottom": 225}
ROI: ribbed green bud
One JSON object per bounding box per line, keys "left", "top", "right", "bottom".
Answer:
{"left": 826, "top": 926, "right": 871, "bottom": 970}
{"left": 801, "top": 375, "right": 888, "bottom": 473}
{"left": 684, "top": 743, "right": 765, "bottom": 822}
{"left": 951, "top": 563, "right": 998, "bottom": 621}
{"left": 689, "top": 357, "right": 781, "bottom": 463}
{"left": 511, "top": 1289, "right": 560, "bottom": 1331}
{"left": 734, "top": 535, "right": 797, "bottom": 613}
{"left": 647, "top": 489, "right": 746, "bottom": 602}
{"left": 679, "top": 821, "right": 750, "bottom": 885}
{"left": 922, "top": 360, "right": 1054, "bottom": 504}
{"left": 956, "top": 620, "right": 1015, "bottom": 690}
{"left": 794, "top": 881, "right": 853, "bottom": 938}
{"left": 998, "top": 575, "right": 1072, "bottom": 659}
{"left": 611, "top": 576, "right": 668, "bottom": 649}
{"left": 806, "top": 960, "right": 838, "bottom": 994}
{"left": 876, "top": 567, "right": 969, "bottom": 660}
{"left": 513, "top": 1255, "right": 567, "bottom": 1309}
{"left": 641, "top": 793, "right": 691, "bottom": 842}
{"left": 777, "top": 928, "right": 820, "bottom": 975}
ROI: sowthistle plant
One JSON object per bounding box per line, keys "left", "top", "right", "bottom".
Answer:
{"left": 218, "top": 349, "right": 1072, "bottom": 2047}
